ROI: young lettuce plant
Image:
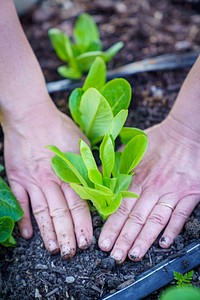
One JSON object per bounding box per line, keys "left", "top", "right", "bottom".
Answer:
{"left": 0, "top": 165, "right": 23, "bottom": 247}
{"left": 47, "top": 57, "right": 148, "bottom": 220}
{"left": 68, "top": 57, "right": 132, "bottom": 148}
{"left": 48, "top": 13, "right": 124, "bottom": 79}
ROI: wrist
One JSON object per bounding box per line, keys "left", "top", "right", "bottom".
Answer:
{"left": 0, "top": 94, "right": 57, "bottom": 131}
{"left": 161, "top": 114, "right": 200, "bottom": 151}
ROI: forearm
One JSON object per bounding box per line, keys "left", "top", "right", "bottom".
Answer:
{"left": 162, "top": 55, "right": 200, "bottom": 149}
{"left": 0, "top": 0, "right": 51, "bottom": 126}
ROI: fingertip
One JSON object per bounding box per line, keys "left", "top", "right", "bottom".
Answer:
{"left": 159, "top": 236, "right": 172, "bottom": 248}
{"left": 19, "top": 226, "right": 33, "bottom": 239}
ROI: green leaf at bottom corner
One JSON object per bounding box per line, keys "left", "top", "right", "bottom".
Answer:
{"left": 1, "top": 234, "right": 16, "bottom": 247}
{"left": 0, "top": 216, "right": 15, "bottom": 243}
{"left": 0, "top": 178, "right": 23, "bottom": 221}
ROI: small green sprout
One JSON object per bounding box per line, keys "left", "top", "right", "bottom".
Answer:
{"left": 174, "top": 270, "right": 194, "bottom": 287}
{"left": 48, "top": 13, "right": 124, "bottom": 79}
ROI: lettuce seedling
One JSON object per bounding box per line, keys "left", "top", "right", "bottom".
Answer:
{"left": 47, "top": 57, "right": 148, "bottom": 220}
{"left": 0, "top": 168, "right": 23, "bottom": 247}
{"left": 48, "top": 13, "right": 124, "bottom": 79}
{"left": 69, "top": 57, "right": 132, "bottom": 147}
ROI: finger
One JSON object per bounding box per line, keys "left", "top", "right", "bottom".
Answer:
{"left": 42, "top": 181, "right": 76, "bottom": 259}
{"left": 159, "top": 195, "right": 200, "bottom": 248}
{"left": 128, "top": 195, "right": 178, "bottom": 261}
{"left": 29, "top": 184, "right": 59, "bottom": 254}
{"left": 108, "top": 191, "right": 159, "bottom": 263}
{"left": 9, "top": 180, "right": 33, "bottom": 239}
{"left": 61, "top": 183, "right": 93, "bottom": 249}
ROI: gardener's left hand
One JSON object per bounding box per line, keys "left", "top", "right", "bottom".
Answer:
{"left": 98, "top": 120, "right": 200, "bottom": 263}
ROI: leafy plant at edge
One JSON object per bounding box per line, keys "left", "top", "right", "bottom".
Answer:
{"left": 159, "top": 271, "right": 200, "bottom": 300}
{"left": 0, "top": 165, "right": 23, "bottom": 247}
{"left": 173, "top": 270, "right": 194, "bottom": 287}
{"left": 48, "top": 12, "right": 124, "bottom": 79}
{"left": 47, "top": 57, "right": 148, "bottom": 221}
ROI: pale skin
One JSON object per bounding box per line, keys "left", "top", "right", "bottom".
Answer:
{"left": 1, "top": 0, "right": 200, "bottom": 262}
{"left": 99, "top": 56, "right": 200, "bottom": 263}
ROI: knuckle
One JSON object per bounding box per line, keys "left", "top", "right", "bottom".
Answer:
{"left": 33, "top": 203, "right": 49, "bottom": 216}
{"left": 173, "top": 209, "right": 190, "bottom": 220}
{"left": 50, "top": 207, "right": 68, "bottom": 218}
{"left": 128, "top": 212, "right": 146, "bottom": 226}
{"left": 117, "top": 201, "right": 132, "bottom": 217}
{"left": 148, "top": 212, "right": 166, "bottom": 226}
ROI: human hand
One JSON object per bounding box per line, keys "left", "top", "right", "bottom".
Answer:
{"left": 3, "top": 99, "right": 93, "bottom": 258}
{"left": 98, "top": 116, "right": 200, "bottom": 263}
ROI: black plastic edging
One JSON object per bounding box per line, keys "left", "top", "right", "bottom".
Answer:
{"left": 46, "top": 51, "right": 200, "bottom": 93}
{"left": 101, "top": 241, "right": 200, "bottom": 300}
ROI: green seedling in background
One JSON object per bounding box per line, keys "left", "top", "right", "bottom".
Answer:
{"left": 47, "top": 57, "right": 148, "bottom": 220}
{"left": 48, "top": 13, "right": 124, "bottom": 79}
{"left": 0, "top": 166, "right": 23, "bottom": 247}
{"left": 173, "top": 270, "right": 194, "bottom": 287}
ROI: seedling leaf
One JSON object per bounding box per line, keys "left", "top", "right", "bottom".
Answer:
{"left": 101, "top": 78, "right": 131, "bottom": 116}
{"left": 119, "top": 134, "right": 148, "bottom": 174}
{"left": 83, "top": 57, "right": 106, "bottom": 92}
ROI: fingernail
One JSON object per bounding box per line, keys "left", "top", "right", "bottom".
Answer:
{"left": 100, "top": 238, "right": 111, "bottom": 250}
{"left": 129, "top": 246, "right": 140, "bottom": 260}
{"left": 61, "top": 245, "right": 71, "bottom": 258}
{"left": 111, "top": 249, "right": 123, "bottom": 262}
{"left": 79, "top": 235, "right": 88, "bottom": 249}
{"left": 160, "top": 236, "right": 171, "bottom": 247}
{"left": 21, "top": 228, "right": 29, "bottom": 239}
{"left": 48, "top": 240, "right": 59, "bottom": 254}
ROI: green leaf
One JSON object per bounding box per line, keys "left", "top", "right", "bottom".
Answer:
{"left": 120, "top": 127, "right": 147, "bottom": 144}
{"left": 160, "top": 286, "right": 200, "bottom": 300}
{"left": 51, "top": 152, "right": 92, "bottom": 187}
{"left": 100, "top": 134, "right": 115, "bottom": 178}
{"left": 85, "top": 40, "right": 102, "bottom": 52}
{"left": 103, "top": 177, "right": 117, "bottom": 192}
{"left": 80, "top": 140, "right": 102, "bottom": 184}
{"left": 76, "top": 51, "right": 105, "bottom": 72}
{"left": 120, "top": 191, "right": 139, "bottom": 198}
{"left": 74, "top": 13, "right": 100, "bottom": 53}
{"left": 47, "top": 145, "right": 88, "bottom": 187}
{"left": 103, "top": 41, "right": 124, "bottom": 62}
{"left": 113, "top": 174, "right": 132, "bottom": 194}
{"left": 0, "top": 178, "right": 23, "bottom": 221}
{"left": 119, "top": 135, "right": 148, "bottom": 174}
{"left": 1, "top": 234, "right": 16, "bottom": 247}
{"left": 0, "top": 164, "right": 4, "bottom": 172}
{"left": 48, "top": 28, "right": 70, "bottom": 62}
{"left": 69, "top": 88, "right": 84, "bottom": 126}
{"left": 112, "top": 151, "right": 122, "bottom": 177}
{"left": 58, "top": 65, "right": 82, "bottom": 79}
{"left": 107, "top": 109, "right": 128, "bottom": 141}
{"left": 83, "top": 57, "right": 106, "bottom": 92}
{"left": 101, "top": 78, "right": 132, "bottom": 116}
{"left": 70, "top": 183, "right": 122, "bottom": 220}
{"left": 0, "top": 216, "right": 14, "bottom": 243}
{"left": 80, "top": 88, "right": 114, "bottom": 146}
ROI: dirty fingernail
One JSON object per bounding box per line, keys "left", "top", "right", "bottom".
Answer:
{"left": 61, "top": 245, "right": 71, "bottom": 258}
{"left": 111, "top": 249, "right": 123, "bottom": 262}
{"left": 160, "top": 236, "right": 171, "bottom": 247}
{"left": 48, "top": 240, "right": 59, "bottom": 254}
{"left": 100, "top": 238, "right": 111, "bottom": 250}
{"left": 129, "top": 246, "right": 140, "bottom": 260}
{"left": 79, "top": 235, "right": 88, "bottom": 248}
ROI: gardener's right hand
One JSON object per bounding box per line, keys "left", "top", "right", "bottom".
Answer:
{"left": 1, "top": 99, "right": 93, "bottom": 258}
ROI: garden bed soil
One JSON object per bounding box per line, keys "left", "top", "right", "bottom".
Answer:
{"left": 0, "top": 0, "right": 200, "bottom": 299}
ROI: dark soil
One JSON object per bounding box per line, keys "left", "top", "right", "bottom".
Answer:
{"left": 1, "top": 0, "right": 200, "bottom": 299}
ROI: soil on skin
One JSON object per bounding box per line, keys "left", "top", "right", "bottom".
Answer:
{"left": 0, "top": 0, "right": 200, "bottom": 299}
